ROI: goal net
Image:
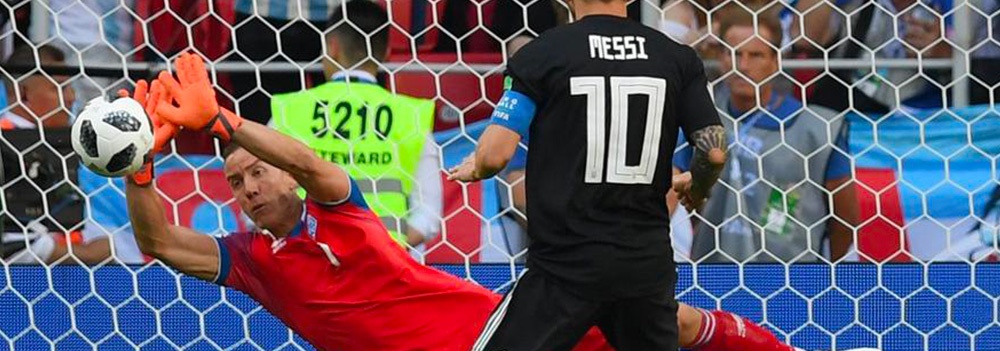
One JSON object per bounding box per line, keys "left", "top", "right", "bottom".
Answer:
{"left": 0, "top": 0, "right": 998, "bottom": 350}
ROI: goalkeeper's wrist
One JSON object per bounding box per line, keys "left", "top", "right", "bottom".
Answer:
{"left": 207, "top": 108, "right": 244, "bottom": 142}
{"left": 126, "top": 159, "right": 155, "bottom": 187}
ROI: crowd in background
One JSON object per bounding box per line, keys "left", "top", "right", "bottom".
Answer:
{"left": 0, "top": 0, "right": 998, "bottom": 266}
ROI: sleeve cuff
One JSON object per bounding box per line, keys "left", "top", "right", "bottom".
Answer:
{"left": 213, "top": 237, "right": 232, "bottom": 285}
{"left": 311, "top": 166, "right": 354, "bottom": 207}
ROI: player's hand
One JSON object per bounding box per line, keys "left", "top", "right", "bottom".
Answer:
{"left": 155, "top": 53, "right": 217, "bottom": 129}
{"left": 156, "top": 53, "right": 243, "bottom": 142}
{"left": 119, "top": 79, "right": 176, "bottom": 186}
{"left": 673, "top": 171, "right": 708, "bottom": 212}
{"left": 119, "top": 79, "right": 177, "bottom": 154}
{"left": 447, "top": 154, "right": 479, "bottom": 182}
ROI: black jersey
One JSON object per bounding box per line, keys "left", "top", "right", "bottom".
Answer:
{"left": 507, "top": 15, "right": 720, "bottom": 299}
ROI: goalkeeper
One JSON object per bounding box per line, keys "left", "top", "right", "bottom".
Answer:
{"left": 125, "top": 53, "right": 609, "bottom": 351}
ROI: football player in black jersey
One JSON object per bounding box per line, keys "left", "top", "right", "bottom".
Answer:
{"left": 448, "top": 0, "right": 726, "bottom": 348}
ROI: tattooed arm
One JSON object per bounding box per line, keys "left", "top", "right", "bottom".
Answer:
{"left": 689, "top": 125, "right": 727, "bottom": 195}
{"left": 672, "top": 46, "right": 727, "bottom": 210}
{"left": 674, "top": 125, "right": 727, "bottom": 210}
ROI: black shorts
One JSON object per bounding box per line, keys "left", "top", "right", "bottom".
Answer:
{"left": 472, "top": 269, "right": 679, "bottom": 351}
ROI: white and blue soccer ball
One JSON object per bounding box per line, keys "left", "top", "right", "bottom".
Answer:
{"left": 71, "top": 96, "right": 153, "bottom": 177}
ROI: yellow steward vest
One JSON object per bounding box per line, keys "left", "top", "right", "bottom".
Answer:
{"left": 271, "top": 80, "right": 435, "bottom": 245}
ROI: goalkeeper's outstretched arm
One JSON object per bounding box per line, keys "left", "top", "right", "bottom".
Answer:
{"left": 116, "top": 75, "right": 219, "bottom": 283}
{"left": 125, "top": 179, "right": 221, "bottom": 282}
{"left": 154, "top": 53, "right": 350, "bottom": 204}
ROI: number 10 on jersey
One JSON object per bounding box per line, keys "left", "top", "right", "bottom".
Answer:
{"left": 571, "top": 76, "right": 667, "bottom": 185}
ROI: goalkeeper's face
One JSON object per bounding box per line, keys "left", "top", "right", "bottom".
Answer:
{"left": 224, "top": 148, "right": 302, "bottom": 232}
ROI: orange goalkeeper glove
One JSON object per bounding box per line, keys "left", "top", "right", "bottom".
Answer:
{"left": 119, "top": 79, "right": 177, "bottom": 186}
{"left": 156, "top": 53, "right": 243, "bottom": 142}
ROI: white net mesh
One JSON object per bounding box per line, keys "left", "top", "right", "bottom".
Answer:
{"left": 0, "top": 0, "right": 997, "bottom": 350}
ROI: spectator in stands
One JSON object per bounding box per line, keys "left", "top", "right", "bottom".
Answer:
{"left": 230, "top": 0, "right": 333, "bottom": 124}
{"left": 270, "top": 0, "right": 442, "bottom": 249}
{"left": 797, "top": 0, "right": 952, "bottom": 113}
{"left": 0, "top": 45, "right": 110, "bottom": 265}
{"left": 673, "top": 10, "right": 858, "bottom": 263}
{"left": 1, "top": 45, "right": 75, "bottom": 129}
{"left": 49, "top": 0, "right": 134, "bottom": 110}
{"left": 659, "top": 0, "right": 708, "bottom": 45}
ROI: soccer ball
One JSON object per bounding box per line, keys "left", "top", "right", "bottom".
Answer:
{"left": 71, "top": 97, "right": 153, "bottom": 177}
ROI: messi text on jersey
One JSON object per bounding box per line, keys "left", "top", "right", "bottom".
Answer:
{"left": 588, "top": 35, "right": 648, "bottom": 61}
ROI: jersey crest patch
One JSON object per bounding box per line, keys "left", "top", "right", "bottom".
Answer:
{"left": 307, "top": 215, "right": 318, "bottom": 238}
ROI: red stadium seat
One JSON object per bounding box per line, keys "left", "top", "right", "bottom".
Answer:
{"left": 385, "top": 0, "right": 449, "bottom": 55}
{"left": 385, "top": 0, "right": 414, "bottom": 53}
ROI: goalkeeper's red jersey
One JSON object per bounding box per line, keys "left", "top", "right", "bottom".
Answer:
{"left": 214, "top": 179, "right": 611, "bottom": 351}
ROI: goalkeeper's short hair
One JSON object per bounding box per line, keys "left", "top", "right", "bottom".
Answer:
{"left": 222, "top": 142, "right": 243, "bottom": 161}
